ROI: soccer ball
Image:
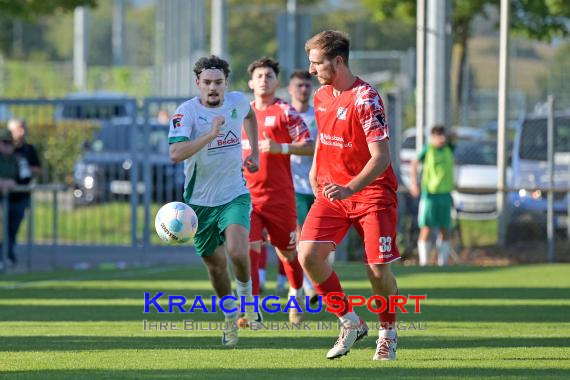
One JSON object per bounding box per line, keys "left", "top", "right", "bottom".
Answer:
{"left": 155, "top": 202, "right": 198, "bottom": 244}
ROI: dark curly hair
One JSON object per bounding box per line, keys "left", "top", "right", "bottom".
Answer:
{"left": 247, "top": 57, "right": 280, "bottom": 77}
{"left": 193, "top": 55, "right": 231, "bottom": 79}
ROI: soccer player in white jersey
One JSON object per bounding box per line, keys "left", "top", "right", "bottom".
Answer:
{"left": 168, "top": 55, "right": 260, "bottom": 347}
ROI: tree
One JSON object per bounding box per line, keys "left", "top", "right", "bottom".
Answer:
{"left": 0, "top": 0, "right": 97, "bottom": 20}
{"left": 362, "top": 0, "right": 570, "bottom": 123}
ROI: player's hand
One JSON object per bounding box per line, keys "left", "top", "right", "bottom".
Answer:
{"left": 209, "top": 116, "right": 225, "bottom": 139}
{"left": 244, "top": 154, "right": 259, "bottom": 173}
{"left": 410, "top": 184, "right": 420, "bottom": 198}
{"left": 259, "top": 133, "right": 282, "bottom": 154}
{"left": 323, "top": 183, "right": 353, "bottom": 201}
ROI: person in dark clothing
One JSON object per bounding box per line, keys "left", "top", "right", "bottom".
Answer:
{"left": 0, "top": 128, "right": 20, "bottom": 269}
{"left": 5, "top": 119, "right": 42, "bottom": 266}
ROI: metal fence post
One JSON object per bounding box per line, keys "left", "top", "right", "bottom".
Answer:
{"left": 496, "top": 0, "right": 510, "bottom": 247}
{"left": 1, "top": 193, "right": 8, "bottom": 273}
{"left": 52, "top": 189, "right": 58, "bottom": 270}
{"left": 142, "top": 99, "right": 152, "bottom": 265}
{"left": 26, "top": 188, "right": 34, "bottom": 272}
{"left": 546, "top": 96, "right": 555, "bottom": 263}
{"left": 129, "top": 99, "right": 139, "bottom": 259}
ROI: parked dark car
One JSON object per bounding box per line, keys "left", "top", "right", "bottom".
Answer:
{"left": 507, "top": 112, "right": 570, "bottom": 241}
{"left": 73, "top": 121, "right": 184, "bottom": 205}
{"left": 54, "top": 91, "right": 135, "bottom": 122}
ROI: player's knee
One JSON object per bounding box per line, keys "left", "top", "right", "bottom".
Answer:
{"left": 207, "top": 263, "right": 227, "bottom": 278}
{"left": 298, "top": 249, "right": 319, "bottom": 271}
{"left": 278, "top": 249, "right": 295, "bottom": 262}
{"left": 369, "top": 264, "right": 392, "bottom": 282}
{"left": 226, "top": 243, "right": 248, "bottom": 261}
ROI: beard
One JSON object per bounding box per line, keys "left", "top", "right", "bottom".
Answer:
{"left": 319, "top": 66, "right": 336, "bottom": 85}
{"left": 205, "top": 93, "right": 222, "bottom": 107}
{"left": 206, "top": 99, "right": 221, "bottom": 106}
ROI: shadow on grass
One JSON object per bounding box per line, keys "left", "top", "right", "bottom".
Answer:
{"left": 0, "top": 263, "right": 514, "bottom": 284}
{"left": 1, "top": 335, "right": 569, "bottom": 352}
{"left": 2, "top": 367, "right": 570, "bottom": 380}
{"left": 0, "top": 301, "right": 567, "bottom": 323}
{"left": 3, "top": 286, "right": 568, "bottom": 300}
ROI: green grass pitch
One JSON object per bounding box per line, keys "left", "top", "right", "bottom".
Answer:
{"left": 0, "top": 263, "right": 569, "bottom": 379}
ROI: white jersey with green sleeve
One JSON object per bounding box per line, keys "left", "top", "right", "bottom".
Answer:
{"left": 290, "top": 106, "right": 317, "bottom": 195}
{"left": 168, "top": 91, "right": 251, "bottom": 206}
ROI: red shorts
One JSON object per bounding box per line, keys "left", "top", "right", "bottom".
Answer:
{"left": 300, "top": 197, "right": 400, "bottom": 265}
{"left": 250, "top": 202, "right": 297, "bottom": 251}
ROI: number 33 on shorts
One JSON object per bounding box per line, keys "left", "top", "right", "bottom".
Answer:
{"left": 379, "top": 236, "right": 392, "bottom": 253}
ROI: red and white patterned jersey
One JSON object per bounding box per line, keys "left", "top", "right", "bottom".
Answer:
{"left": 242, "top": 98, "right": 312, "bottom": 206}
{"left": 313, "top": 77, "right": 398, "bottom": 206}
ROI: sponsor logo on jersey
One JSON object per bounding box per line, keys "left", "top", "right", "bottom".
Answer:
{"left": 231, "top": 108, "right": 238, "bottom": 119}
{"left": 208, "top": 130, "right": 240, "bottom": 151}
{"left": 319, "top": 133, "right": 353, "bottom": 149}
{"left": 198, "top": 116, "right": 208, "bottom": 123}
{"left": 264, "top": 115, "right": 276, "bottom": 127}
{"left": 172, "top": 114, "right": 184, "bottom": 128}
{"left": 317, "top": 106, "right": 327, "bottom": 112}
{"left": 336, "top": 107, "right": 347, "bottom": 120}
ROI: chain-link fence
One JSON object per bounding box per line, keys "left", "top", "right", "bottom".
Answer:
{"left": 0, "top": 97, "right": 192, "bottom": 273}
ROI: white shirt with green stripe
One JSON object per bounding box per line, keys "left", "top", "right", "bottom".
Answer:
{"left": 168, "top": 91, "right": 251, "bottom": 207}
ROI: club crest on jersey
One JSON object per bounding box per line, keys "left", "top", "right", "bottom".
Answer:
{"left": 172, "top": 114, "right": 184, "bottom": 128}
{"left": 264, "top": 116, "right": 276, "bottom": 127}
{"left": 336, "top": 107, "right": 347, "bottom": 120}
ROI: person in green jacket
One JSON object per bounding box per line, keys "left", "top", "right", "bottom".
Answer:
{"left": 410, "top": 125, "right": 454, "bottom": 266}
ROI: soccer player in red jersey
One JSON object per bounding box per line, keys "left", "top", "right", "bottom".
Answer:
{"left": 299, "top": 30, "right": 400, "bottom": 360}
{"left": 241, "top": 57, "right": 314, "bottom": 324}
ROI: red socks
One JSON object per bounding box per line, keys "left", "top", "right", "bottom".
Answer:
{"left": 314, "top": 271, "right": 350, "bottom": 318}
{"left": 249, "top": 249, "right": 260, "bottom": 296}
{"left": 281, "top": 255, "right": 304, "bottom": 290}
{"left": 259, "top": 244, "right": 267, "bottom": 270}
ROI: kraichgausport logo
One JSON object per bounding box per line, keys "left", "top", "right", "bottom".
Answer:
{"left": 143, "top": 292, "right": 426, "bottom": 314}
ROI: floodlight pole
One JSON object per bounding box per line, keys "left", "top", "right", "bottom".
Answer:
{"left": 416, "top": 0, "right": 426, "bottom": 153}
{"left": 211, "top": 0, "right": 228, "bottom": 58}
{"left": 497, "top": 0, "right": 510, "bottom": 247}
{"left": 425, "top": 0, "right": 446, "bottom": 131}
{"left": 112, "top": 0, "right": 125, "bottom": 66}
{"left": 73, "top": 7, "right": 87, "bottom": 91}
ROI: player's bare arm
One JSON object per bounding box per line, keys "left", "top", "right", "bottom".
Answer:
{"left": 409, "top": 158, "right": 421, "bottom": 198}
{"left": 309, "top": 139, "right": 319, "bottom": 196}
{"left": 259, "top": 134, "right": 314, "bottom": 156}
{"left": 323, "top": 139, "right": 391, "bottom": 201}
{"left": 243, "top": 107, "right": 260, "bottom": 173}
{"left": 169, "top": 116, "right": 225, "bottom": 164}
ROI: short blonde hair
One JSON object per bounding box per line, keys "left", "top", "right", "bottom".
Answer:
{"left": 305, "top": 30, "right": 350, "bottom": 65}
